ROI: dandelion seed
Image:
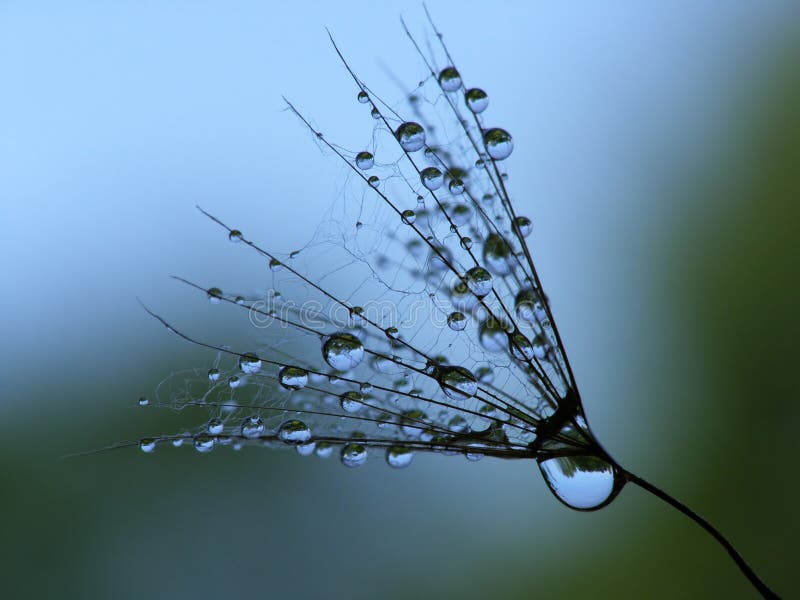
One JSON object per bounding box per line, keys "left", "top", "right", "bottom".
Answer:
{"left": 113, "top": 11, "right": 779, "bottom": 599}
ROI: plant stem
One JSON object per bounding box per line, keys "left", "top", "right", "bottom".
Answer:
{"left": 623, "top": 469, "right": 779, "bottom": 599}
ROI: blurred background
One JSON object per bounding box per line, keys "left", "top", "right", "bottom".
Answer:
{"left": 2, "top": 1, "right": 798, "bottom": 598}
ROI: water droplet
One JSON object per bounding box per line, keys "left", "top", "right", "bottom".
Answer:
{"left": 401, "top": 210, "right": 416, "bottom": 225}
{"left": 340, "top": 390, "right": 364, "bottom": 413}
{"left": 451, "top": 203, "right": 472, "bottom": 225}
{"left": 207, "top": 368, "right": 220, "bottom": 382}
{"left": 395, "top": 122, "right": 426, "bottom": 152}
{"left": 449, "top": 415, "right": 470, "bottom": 433}
{"left": 279, "top": 366, "right": 308, "bottom": 390}
{"left": 296, "top": 441, "right": 316, "bottom": 456}
{"left": 401, "top": 409, "right": 428, "bottom": 437}
{"left": 475, "top": 365, "right": 495, "bottom": 383}
{"left": 194, "top": 434, "right": 215, "bottom": 453}
{"left": 228, "top": 230, "right": 243, "bottom": 243}
{"left": 438, "top": 66, "right": 462, "bottom": 91}
{"left": 465, "top": 267, "right": 493, "bottom": 297}
{"left": 514, "top": 216, "right": 533, "bottom": 237}
{"left": 137, "top": 396, "right": 149, "bottom": 407}
{"left": 437, "top": 365, "right": 478, "bottom": 400}
{"left": 447, "top": 312, "right": 467, "bottom": 331}
{"left": 532, "top": 333, "right": 549, "bottom": 359}
{"left": 322, "top": 332, "right": 365, "bottom": 372}
{"left": 371, "top": 107, "right": 380, "bottom": 119}
{"left": 386, "top": 446, "right": 414, "bottom": 468}
{"left": 384, "top": 326, "right": 399, "bottom": 339}
{"left": 207, "top": 287, "right": 223, "bottom": 303}
{"left": 483, "top": 233, "right": 514, "bottom": 276}
{"left": 207, "top": 418, "right": 224, "bottom": 435}
{"left": 420, "top": 167, "right": 443, "bottom": 191}
{"left": 464, "top": 88, "right": 489, "bottom": 113}
{"left": 171, "top": 436, "right": 185, "bottom": 448}
{"left": 238, "top": 352, "right": 262, "bottom": 375}
{"left": 448, "top": 178, "right": 465, "bottom": 194}
{"left": 538, "top": 455, "right": 621, "bottom": 510}
{"left": 278, "top": 419, "right": 312, "bottom": 444}
{"left": 315, "top": 442, "right": 333, "bottom": 459}
{"left": 269, "top": 258, "right": 282, "bottom": 272}
{"left": 483, "top": 128, "right": 514, "bottom": 160}
{"left": 479, "top": 317, "right": 508, "bottom": 353}
{"left": 241, "top": 415, "right": 264, "bottom": 438}
{"left": 139, "top": 438, "right": 156, "bottom": 453}
{"left": 460, "top": 237, "right": 473, "bottom": 250}
{"left": 341, "top": 443, "right": 368, "bottom": 467}
{"left": 355, "top": 151, "right": 374, "bottom": 170}
{"left": 357, "top": 90, "right": 369, "bottom": 104}
{"left": 509, "top": 332, "right": 534, "bottom": 361}
{"left": 515, "top": 288, "right": 546, "bottom": 323}
{"left": 228, "top": 376, "right": 241, "bottom": 389}
{"left": 368, "top": 175, "right": 379, "bottom": 188}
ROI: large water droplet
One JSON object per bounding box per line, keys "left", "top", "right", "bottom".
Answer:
{"left": 538, "top": 455, "right": 621, "bottom": 511}
{"left": 464, "top": 88, "right": 489, "bottom": 113}
{"left": 355, "top": 151, "right": 374, "bottom": 170}
{"left": 139, "top": 438, "right": 156, "bottom": 453}
{"left": 341, "top": 443, "right": 368, "bottom": 468}
{"left": 401, "top": 210, "right": 416, "bottom": 225}
{"left": 238, "top": 352, "right": 262, "bottom": 375}
{"left": 241, "top": 415, "right": 265, "bottom": 439}
{"left": 228, "top": 230, "right": 243, "bottom": 243}
{"left": 340, "top": 390, "right": 364, "bottom": 413}
{"left": 483, "top": 233, "right": 514, "bottom": 276}
{"left": 386, "top": 446, "right": 414, "bottom": 468}
{"left": 395, "top": 122, "right": 426, "bottom": 152}
{"left": 437, "top": 365, "right": 478, "bottom": 400}
{"left": 278, "top": 419, "right": 312, "bottom": 444}
{"left": 514, "top": 215, "right": 533, "bottom": 237}
{"left": 357, "top": 90, "right": 369, "bottom": 104}
{"left": 207, "top": 287, "right": 223, "bottom": 304}
{"left": 515, "top": 288, "right": 546, "bottom": 323}
{"left": 279, "top": 366, "right": 308, "bottom": 390}
{"left": 479, "top": 317, "right": 509, "bottom": 353}
{"left": 465, "top": 267, "right": 493, "bottom": 298}
{"left": 447, "top": 311, "right": 467, "bottom": 331}
{"left": 483, "top": 128, "right": 514, "bottom": 160}
{"left": 420, "top": 167, "right": 443, "bottom": 191}
{"left": 438, "top": 67, "right": 462, "bottom": 92}
{"left": 207, "top": 418, "right": 224, "bottom": 435}
{"left": 194, "top": 434, "right": 215, "bottom": 453}
{"left": 322, "top": 332, "right": 365, "bottom": 371}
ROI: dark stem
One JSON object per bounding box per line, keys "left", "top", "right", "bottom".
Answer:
{"left": 623, "top": 469, "right": 779, "bottom": 599}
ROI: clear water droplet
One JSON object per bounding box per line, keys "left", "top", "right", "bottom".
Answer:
{"left": 341, "top": 443, "right": 368, "bottom": 468}
{"left": 139, "top": 438, "right": 156, "bottom": 453}
{"left": 194, "top": 434, "right": 215, "bottom": 453}
{"left": 515, "top": 288, "right": 546, "bottom": 323}
{"left": 437, "top": 365, "right": 478, "bottom": 400}
{"left": 207, "top": 287, "right": 223, "bottom": 304}
{"left": 483, "top": 128, "right": 514, "bottom": 160}
{"left": 464, "top": 88, "right": 489, "bottom": 113}
{"left": 465, "top": 267, "right": 493, "bottom": 298}
{"left": 538, "top": 455, "right": 621, "bottom": 511}
{"left": 460, "top": 237, "right": 473, "bottom": 250}
{"left": 278, "top": 419, "right": 312, "bottom": 444}
{"left": 228, "top": 230, "right": 243, "bottom": 243}
{"left": 483, "top": 233, "right": 514, "bottom": 276}
{"left": 322, "top": 332, "right": 365, "bottom": 371}
{"left": 420, "top": 167, "right": 443, "bottom": 191}
{"left": 207, "top": 368, "right": 220, "bottom": 382}
{"left": 357, "top": 90, "right": 369, "bottom": 104}
{"left": 315, "top": 442, "right": 333, "bottom": 459}
{"left": 371, "top": 107, "right": 380, "bottom": 119}
{"left": 279, "top": 366, "right": 308, "bottom": 390}
{"left": 241, "top": 415, "right": 265, "bottom": 438}
{"left": 238, "top": 352, "right": 262, "bottom": 375}
{"left": 386, "top": 446, "right": 414, "bottom": 468}
{"left": 448, "top": 178, "right": 465, "bottom": 194}
{"left": 355, "top": 151, "right": 374, "bottom": 170}
{"left": 395, "top": 122, "right": 426, "bottom": 152}
{"left": 447, "top": 311, "right": 467, "bottom": 331}
{"left": 340, "top": 390, "right": 364, "bottom": 414}
{"left": 207, "top": 418, "right": 224, "bottom": 435}
{"left": 228, "top": 376, "right": 241, "bottom": 389}
{"left": 509, "top": 332, "right": 534, "bottom": 361}
{"left": 137, "top": 396, "right": 149, "bottom": 407}
{"left": 269, "top": 258, "right": 282, "bottom": 272}
{"left": 296, "top": 441, "right": 316, "bottom": 456}
{"left": 367, "top": 175, "right": 379, "bottom": 188}
{"left": 514, "top": 215, "right": 533, "bottom": 237}
{"left": 479, "top": 317, "right": 508, "bottom": 353}
{"left": 438, "top": 67, "right": 462, "bottom": 92}
{"left": 401, "top": 210, "right": 416, "bottom": 225}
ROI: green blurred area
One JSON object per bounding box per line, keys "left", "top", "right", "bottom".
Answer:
{"left": 3, "top": 13, "right": 799, "bottom": 600}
